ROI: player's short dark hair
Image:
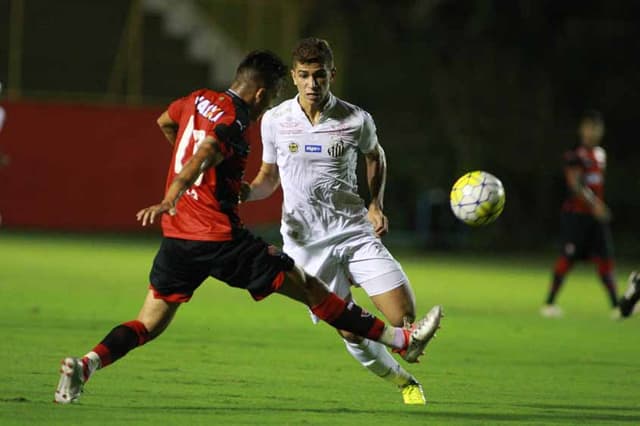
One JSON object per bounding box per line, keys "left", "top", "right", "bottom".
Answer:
{"left": 581, "top": 109, "right": 604, "bottom": 126}
{"left": 236, "top": 50, "right": 287, "bottom": 91}
{"left": 292, "top": 37, "right": 334, "bottom": 68}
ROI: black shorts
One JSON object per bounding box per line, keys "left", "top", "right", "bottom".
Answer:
{"left": 560, "top": 212, "right": 614, "bottom": 260}
{"left": 149, "top": 229, "right": 295, "bottom": 303}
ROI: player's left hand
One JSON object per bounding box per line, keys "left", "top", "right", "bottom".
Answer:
{"left": 367, "top": 204, "right": 388, "bottom": 238}
{"left": 136, "top": 201, "right": 176, "bottom": 226}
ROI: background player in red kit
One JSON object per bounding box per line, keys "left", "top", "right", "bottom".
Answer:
{"left": 54, "top": 50, "right": 442, "bottom": 404}
{"left": 541, "top": 110, "right": 618, "bottom": 318}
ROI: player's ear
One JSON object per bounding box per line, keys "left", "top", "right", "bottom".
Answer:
{"left": 290, "top": 68, "right": 297, "bottom": 84}
{"left": 254, "top": 87, "right": 267, "bottom": 104}
{"left": 330, "top": 67, "right": 337, "bottom": 82}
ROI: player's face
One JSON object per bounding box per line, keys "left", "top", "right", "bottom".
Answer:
{"left": 291, "top": 61, "right": 334, "bottom": 106}
{"left": 579, "top": 120, "right": 604, "bottom": 147}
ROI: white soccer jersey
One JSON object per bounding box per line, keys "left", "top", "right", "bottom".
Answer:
{"left": 261, "top": 93, "right": 378, "bottom": 244}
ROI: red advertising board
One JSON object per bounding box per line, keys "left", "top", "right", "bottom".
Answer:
{"left": 0, "top": 101, "right": 282, "bottom": 231}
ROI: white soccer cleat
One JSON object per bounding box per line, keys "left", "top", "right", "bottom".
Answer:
{"left": 401, "top": 305, "right": 443, "bottom": 363}
{"left": 619, "top": 272, "right": 640, "bottom": 318}
{"left": 540, "top": 304, "right": 563, "bottom": 318}
{"left": 54, "top": 357, "right": 86, "bottom": 404}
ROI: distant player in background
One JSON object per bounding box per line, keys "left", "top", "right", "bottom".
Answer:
{"left": 0, "top": 81, "right": 10, "bottom": 226}
{"left": 54, "top": 50, "right": 441, "bottom": 404}
{"left": 243, "top": 38, "right": 442, "bottom": 405}
{"left": 541, "top": 110, "right": 618, "bottom": 318}
{"left": 0, "top": 82, "right": 10, "bottom": 167}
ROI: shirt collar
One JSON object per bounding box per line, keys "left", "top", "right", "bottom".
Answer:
{"left": 226, "top": 89, "right": 249, "bottom": 109}
{"left": 294, "top": 92, "right": 337, "bottom": 121}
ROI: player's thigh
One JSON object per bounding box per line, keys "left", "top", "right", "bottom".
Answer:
{"left": 136, "top": 290, "right": 180, "bottom": 338}
{"left": 560, "top": 213, "right": 590, "bottom": 260}
{"left": 346, "top": 236, "right": 416, "bottom": 325}
{"left": 149, "top": 238, "right": 212, "bottom": 302}
{"left": 284, "top": 241, "right": 350, "bottom": 298}
{"left": 591, "top": 221, "right": 615, "bottom": 259}
{"left": 209, "top": 230, "right": 297, "bottom": 302}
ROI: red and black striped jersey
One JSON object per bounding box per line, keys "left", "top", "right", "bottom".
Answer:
{"left": 562, "top": 144, "right": 606, "bottom": 214}
{"left": 161, "top": 89, "right": 250, "bottom": 241}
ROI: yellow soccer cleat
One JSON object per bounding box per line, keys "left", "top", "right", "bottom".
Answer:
{"left": 401, "top": 380, "right": 426, "bottom": 405}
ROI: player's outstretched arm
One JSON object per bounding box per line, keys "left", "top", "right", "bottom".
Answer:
{"left": 137, "top": 136, "right": 224, "bottom": 226}
{"left": 565, "top": 165, "right": 611, "bottom": 222}
{"left": 241, "top": 162, "right": 280, "bottom": 202}
{"left": 157, "top": 111, "right": 179, "bottom": 147}
{"left": 365, "top": 144, "right": 389, "bottom": 237}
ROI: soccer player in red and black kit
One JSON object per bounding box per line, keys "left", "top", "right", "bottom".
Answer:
{"left": 541, "top": 110, "right": 619, "bottom": 318}
{"left": 54, "top": 51, "right": 442, "bottom": 404}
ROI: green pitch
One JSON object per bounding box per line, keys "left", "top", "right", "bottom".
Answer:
{"left": 0, "top": 232, "right": 638, "bottom": 425}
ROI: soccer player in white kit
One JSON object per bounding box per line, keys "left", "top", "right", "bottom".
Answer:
{"left": 243, "top": 38, "right": 442, "bottom": 405}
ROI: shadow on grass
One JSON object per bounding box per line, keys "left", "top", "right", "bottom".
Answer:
{"left": 86, "top": 404, "right": 640, "bottom": 423}
{"left": 4, "top": 398, "right": 640, "bottom": 423}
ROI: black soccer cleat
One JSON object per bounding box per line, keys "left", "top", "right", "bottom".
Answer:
{"left": 619, "top": 272, "right": 640, "bottom": 318}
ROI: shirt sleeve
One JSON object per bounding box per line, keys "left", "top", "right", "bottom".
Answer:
{"left": 0, "top": 106, "right": 5, "bottom": 131}
{"left": 212, "top": 113, "right": 247, "bottom": 159}
{"left": 358, "top": 111, "right": 378, "bottom": 154}
{"left": 167, "top": 96, "right": 187, "bottom": 123}
{"left": 261, "top": 110, "right": 277, "bottom": 164}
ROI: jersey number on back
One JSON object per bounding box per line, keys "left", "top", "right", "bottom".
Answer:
{"left": 174, "top": 115, "right": 206, "bottom": 199}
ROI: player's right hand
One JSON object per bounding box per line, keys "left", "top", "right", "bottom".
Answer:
{"left": 136, "top": 201, "right": 176, "bottom": 226}
{"left": 593, "top": 200, "right": 611, "bottom": 223}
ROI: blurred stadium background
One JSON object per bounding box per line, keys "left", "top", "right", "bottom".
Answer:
{"left": 0, "top": 0, "right": 639, "bottom": 254}
{"left": 1, "top": 2, "right": 640, "bottom": 423}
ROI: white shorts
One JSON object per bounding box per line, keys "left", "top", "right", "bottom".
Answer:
{"left": 283, "top": 231, "right": 409, "bottom": 301}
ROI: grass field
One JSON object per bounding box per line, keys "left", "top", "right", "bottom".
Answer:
{"left": 0, "top": 232, "right": 638, "bottom": 425}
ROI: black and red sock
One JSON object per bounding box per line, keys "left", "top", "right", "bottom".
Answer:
{"left": 594, "top": 257, "right": 618, "bottom": 307}
{"left": 90, "top": 320, "right": 150, "bottom": 368}
{"left": 311, "top": 293, "right": 386, "bottom": 341}
{"left": 546, "top": 256, "right": 572, "bottom": 305}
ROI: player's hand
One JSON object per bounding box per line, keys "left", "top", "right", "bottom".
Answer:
{"left": 367, "top": 204, "right": 388, "bottom": 238}
{"left": 136, "top": 201, "right": 176, "bottom": 226}
{"left": 593, "top": 200, "right": 611, "bottom": 223}
{"left": 239, "top": 181, "right": 251, "bottom": 203}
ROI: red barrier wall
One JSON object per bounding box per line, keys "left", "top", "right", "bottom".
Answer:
{"left": 0, "top": 101, "right": 282, "bottom": 231}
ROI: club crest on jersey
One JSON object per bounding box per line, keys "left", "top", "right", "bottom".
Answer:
{"left": 288, "top": 142, "right": 299, "bottom": 153}
{"left": 305, "top": 145, "right": 322, "bottom": 153}
{"left": 328, "top": 140, "right": 345, "bottom": 157}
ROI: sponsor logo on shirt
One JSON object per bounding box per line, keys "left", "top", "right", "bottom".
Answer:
{"left": 194, "top": 95, "right": 225, "bottom": 122}
{"left": 288, "top": 142, "right": 299, "bottom": 153}
{"left": 305, "top": 145, "right": 322, "bottom": 153}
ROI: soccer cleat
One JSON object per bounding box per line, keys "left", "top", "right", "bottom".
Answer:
{"left": 400, "top": 305, "right": 443, "bottom": 363}
{"left": 54, "top": 357, "right": 86, "bottom": 404}
{"left": 619, "top": 271, "right": 640, "bottom": 318}
{"left": 540, "top": 304, "right": 563, "bottom": 318}
{"left": 400, "top": 379, "right": 426, "bottom": 405}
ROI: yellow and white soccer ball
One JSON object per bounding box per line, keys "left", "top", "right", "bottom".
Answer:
{"left": 450, "top": 171, "right": 505, "bottom": 226}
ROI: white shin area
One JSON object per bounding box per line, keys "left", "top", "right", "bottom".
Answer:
{"left": 343, "top": 338, "right": 414, "bottom": 387}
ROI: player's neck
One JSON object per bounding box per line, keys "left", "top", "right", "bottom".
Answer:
{"left": 298, "top": 95, "right": 329, "bottom": 126}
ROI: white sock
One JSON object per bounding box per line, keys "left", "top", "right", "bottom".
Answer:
{"left": 344, "top": 339, "right": 414, "bottom": 387}
{"left": 82, "top": 351, "right": 102, "bottom": 380}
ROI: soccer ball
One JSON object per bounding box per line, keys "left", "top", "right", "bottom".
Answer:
{"left": 450, "top": 171, "right": 505, "bottom": 226}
